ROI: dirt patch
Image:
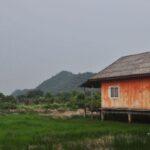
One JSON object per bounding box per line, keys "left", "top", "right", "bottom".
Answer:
{"left": 39, "top": 109, "right": 85, "bottom": 118}
{"left": 8, "top": 108, "right": 86, "bottom": 118}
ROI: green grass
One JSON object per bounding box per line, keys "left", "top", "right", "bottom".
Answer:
{"left": 0, "top": 113, "right": 149, "bottom": 150}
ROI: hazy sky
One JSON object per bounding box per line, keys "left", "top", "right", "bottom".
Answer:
{"left": 0, "top": 0, "right": 150, "bottom": 94}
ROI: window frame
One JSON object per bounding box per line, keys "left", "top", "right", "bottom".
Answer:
{"left": 109, "top": 86, "right": 120, "bottom": 99}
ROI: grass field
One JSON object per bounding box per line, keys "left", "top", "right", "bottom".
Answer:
{"left": 0, "top": 113, "right": 149, "bottom": 150}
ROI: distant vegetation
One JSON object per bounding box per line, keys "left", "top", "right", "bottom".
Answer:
{"left": 0, "top": 93, "right": 16, "bottom": 110}
{"left": 0, "top": 89, "right": 101, "bottom": 114}
{"left": 6, "top": 71, "right": 99, "bottom": 114}
{"left": 12, "top": 71, "right": 95, "bottom": 96}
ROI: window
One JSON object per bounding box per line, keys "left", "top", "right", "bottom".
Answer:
{"left": 109, "top": 86, "right": 119, "bottom": 98}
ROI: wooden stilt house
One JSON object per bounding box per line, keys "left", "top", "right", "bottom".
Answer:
{"left": 81, "top": 52, "right": 150, "bottom": 122}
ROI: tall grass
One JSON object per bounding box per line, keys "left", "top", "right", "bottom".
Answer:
{"left": 0, "top": 114, "right": 149, "bottom": 149}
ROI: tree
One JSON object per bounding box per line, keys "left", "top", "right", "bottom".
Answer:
{"left": 0, "top": 92, "right": 5, "bottom": 101}
{"left": 0, "top": 94, "right": 17, "bottom": 110}
{"left": 76, "top": 92, "right": 85, "bottom": 108}
{"left": 74, "top": 92, "right": 88, "bottom": 117}
{"left": 45, "top": 92, "right": 53, "bottom": 103}
{"left": 87, "top": 91, "right": 101, "bottom": 119}
{"left": 4, "top": 96, "right": 16, "bottom": 103}
{"left": 56, "top": 92, "right": 71, "bottom": 102}
{"left": 27, "top": 90, "right": 44, "bottom": 98}
{"left": 45, "top": 92, "right": 52, "bottom": 99}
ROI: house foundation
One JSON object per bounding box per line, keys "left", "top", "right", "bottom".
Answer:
{"left": 100, "top": 108, "right": 150, "bottom": 123}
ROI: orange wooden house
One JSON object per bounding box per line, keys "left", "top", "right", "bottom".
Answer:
{"left": 82, "top": 52, "right": 150, "bottom": 122}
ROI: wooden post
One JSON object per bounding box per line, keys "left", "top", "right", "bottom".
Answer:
{"left": 91, "top": 86, "right": 94, "bottom": 119}
{"left": 99, "top": 109, "right": 101, "bottom": 120}
{"left": 128, "top": 112, "right": 132, "bottom": 123}
{"left": 84, "top": 107, "right": 87, "bottom": 118}
{"left": 83, "top": 87, "right": 86, "bottom": 118}
{"left": 91, "top": 111, "right": 93, "bottom": 119}
{"left": 101, "top": 109, "right": 104, "bottom": 121}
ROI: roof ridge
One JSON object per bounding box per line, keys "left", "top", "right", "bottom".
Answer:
{"left": 121, "top": 51, "right": 150, "bottom": 59}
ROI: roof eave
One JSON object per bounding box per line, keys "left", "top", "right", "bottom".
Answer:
{"left": 81, "top": 73, "right": 150, "bottom": 88}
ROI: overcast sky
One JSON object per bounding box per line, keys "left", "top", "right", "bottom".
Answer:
{"left": 0, "top": 0, "right": 150, "bottom": 94}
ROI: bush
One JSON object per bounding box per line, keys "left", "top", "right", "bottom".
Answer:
{"left": 66, "top": 102, "right": 79, "bottom": 110}
{"left": 0, "top": 102, "right": 17, "bottom": 110}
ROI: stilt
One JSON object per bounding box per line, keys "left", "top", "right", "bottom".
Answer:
{"left": 99, "top": 109, "right": 101, "bottom": 120}
{"left": 91, "top": 86, "right": 94, "bottom": 119}
{"left": 84, "top": 107, "right": 86, "bottom": 118}
{"left": 91, "top": 110, "right": 93, "bottom": 119}
{"left": 101, "top": 110, "right": 105, "bottom": 121}
{"left": 128, "top": 113, "right": 132, "bottom": 123}
{"left": 83, "top": 87, "right": 86, "bottom": 118}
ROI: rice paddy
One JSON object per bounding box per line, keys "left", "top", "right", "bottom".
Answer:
{"left": 0, "top": 113, "right": 149, "bottom": 150}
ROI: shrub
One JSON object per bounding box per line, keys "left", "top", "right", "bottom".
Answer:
{"left": 0, "top": 102, "right": 17, "bottom": 110}
{"left": 43, "top": 103, "right": 61, "bottom": 109}
{"left": 66, "top": 102, "right": 79, "bottom": 110}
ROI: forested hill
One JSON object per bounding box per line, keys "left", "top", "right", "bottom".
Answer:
{"left": 36, "top": 71, "right": 94, "bottom": 93}
{"left": 12, "top": 71, "right": 94, "bottom": 96}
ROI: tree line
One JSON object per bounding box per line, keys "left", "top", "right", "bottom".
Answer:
{"left": 0, "top": 90, "right": 101, "bottom": 112}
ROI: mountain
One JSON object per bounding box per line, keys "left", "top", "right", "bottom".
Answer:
{"left": 37, "top": 71, "right": 94, "bottom": 93}
{"left": 12, "top": 71, "right": 94, "bottom": 96}
{"left": 12, "top": 89, "right": 32, "bottom": 97}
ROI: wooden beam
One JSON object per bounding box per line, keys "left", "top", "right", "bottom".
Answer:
{"left": 128, "top": 113, "right": 132, "bottom": 123}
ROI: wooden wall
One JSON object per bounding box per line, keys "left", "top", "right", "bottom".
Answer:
{"left": 101, "top": 77, "right": 150, "bottom": 110}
